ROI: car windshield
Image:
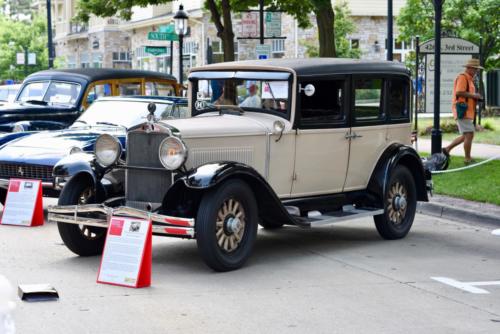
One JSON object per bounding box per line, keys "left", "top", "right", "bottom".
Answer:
{"left": 191, "top": 71, "right": 291, "bottom": 118}
{"left": 71, "top": 100, "right": 181, "bottom": 129}
{"left": 16, "top": 81, "right": 82, "bottom": 106}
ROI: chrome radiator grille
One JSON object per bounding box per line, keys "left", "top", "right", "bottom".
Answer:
{"left": 126, "top": 132, "right": 172, "bottom": 206}
{"left": 0, "top": 163, "right": 53, "bottom": 182}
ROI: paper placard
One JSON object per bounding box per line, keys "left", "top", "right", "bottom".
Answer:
{"left": 97, "top": 217, "right": 152, "bottom": 288}
{"left": 1, "top": 179, "right": 43, "bottom": 227}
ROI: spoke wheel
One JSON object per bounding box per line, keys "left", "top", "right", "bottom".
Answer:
{"left": 57, "top": 177, "right": 106, "bottom": 256}
{"left": 196, "top": 179, "right": 258, "bottom": 272}
{"left": 374, "top": 165, "right": 416, "bottom": 240}
{"left": 216, "top": 198, "right": 246, "bottom": 253}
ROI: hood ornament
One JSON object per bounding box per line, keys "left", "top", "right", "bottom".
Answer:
{"left": 146, "top": 103, "right": 157, "bottom": 132}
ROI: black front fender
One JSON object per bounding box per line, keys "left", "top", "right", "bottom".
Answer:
{"left": 165, "top": 162, "right": 297, "bottom": 226}
{"left": 368, "top": 144, "right": 429, "bottom": 205}
{"left": 53, "top": 152, "right": 99, "bottom": 185}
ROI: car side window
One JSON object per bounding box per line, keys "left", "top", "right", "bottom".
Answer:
{"left": 354, "top": 78, "right": 384, "bottom": 122}
{"left": 87, "top": 83, "right": 112, "bottom": 105}
{"left": 388, "top": 78, "right": 409, "bottom": 120}
{"left": 299, "top": 80, "right": 345, "bottom": 127}
{"left": 145, "top": 82, "right": 176, "bottom": 96}
{"left": 118, "top": 82, "right": 142, "bottom": 95}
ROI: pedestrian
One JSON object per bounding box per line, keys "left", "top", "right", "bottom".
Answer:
{"left": 239, "top": 84, "right": 261, "bottom": 108}
{"left": 442, "top": 58, "right": 483, "bottom": 165}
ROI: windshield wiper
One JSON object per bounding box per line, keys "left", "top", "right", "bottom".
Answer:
{"left": 23, "top": 100, "right": 48, "bottom": 105}
{"left": 95, "top": 121, "right": 126, "bottom": 128}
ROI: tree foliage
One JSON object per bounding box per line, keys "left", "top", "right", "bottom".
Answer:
{"left": 397, "top": 0, "right": 499, "bottom": 69}
{"left": 0, "top": 15, "right": 48, "bottom": 81}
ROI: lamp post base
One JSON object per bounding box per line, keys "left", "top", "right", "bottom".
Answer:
{"left": 431, "top": 128, "right": 442, "bottom": 155}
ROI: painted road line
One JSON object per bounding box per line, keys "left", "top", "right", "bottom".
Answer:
{"left": 431, "top": 277, "right": 495, "bottom": 294}
{"left": 492, "top": 229, "right": 500, "bottom": 236}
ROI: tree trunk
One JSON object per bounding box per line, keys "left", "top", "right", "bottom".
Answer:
{"left": 313, "top": 0, "right": 336, "bottom": 57}
{"left": 220, "top": 0, "right": 235, "bottom": 62}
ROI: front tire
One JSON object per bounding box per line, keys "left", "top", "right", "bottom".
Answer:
{"left": 196, "top": 179, "right": 258, "bottom": 272}
{"left": 57, "top": 177, "right": 106, "bottom": 256}
{"left": 374, "top": 165, "right": 417, "bottom": 240}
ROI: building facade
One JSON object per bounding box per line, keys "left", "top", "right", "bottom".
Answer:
{"left": 44, "top": 0, "right": 413, "bottom": 83}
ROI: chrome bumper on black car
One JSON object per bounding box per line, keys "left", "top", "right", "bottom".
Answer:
{"left": 48, "top": 204, "right": 195, "bottom": 238}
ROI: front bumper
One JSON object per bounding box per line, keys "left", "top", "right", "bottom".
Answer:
{"left": 48, "top": 204, "right": 195, "bottom": 238}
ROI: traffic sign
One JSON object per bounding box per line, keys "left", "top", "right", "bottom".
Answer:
{"left": 256, "top": 44, "right": 271, "bottom": 60}
{"left": 241, "top": 12, "right": 258, "bottom": 38}
{"left": 145, "top": 46, "right": 167, "bottom": 56}
{"left": 265, "top": 12, "right": 281, "bottom": 37}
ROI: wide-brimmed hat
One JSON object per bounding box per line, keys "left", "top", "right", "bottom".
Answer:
{"left": 463, "top": 58, "right": 484, "bottom": 69}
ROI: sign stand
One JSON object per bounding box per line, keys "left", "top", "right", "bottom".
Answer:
{"left": 0, "top": 179, "right": 43, "bottom": 227}
{"left": 97, "top": 217, "right": 152, "bottom": 288}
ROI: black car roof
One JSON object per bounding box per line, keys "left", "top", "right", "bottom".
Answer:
{"left": 193, "top": 58, "right": 410, "bottom": 77}
{"left": 25, "top": 68, "right": 177, "bottom": 83}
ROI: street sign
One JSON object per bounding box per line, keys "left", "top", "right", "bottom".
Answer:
{"left": 16, "top": 53, "right": 25, "bottom": 65}
{"left": 420, "top": 37, "right": 479, "bottom": 54}
{"left": 265, "top": 12, "right": 281, "bottom": 37}
{"left": 148, "top": 31, "right": 178, "bottom": 41}
{"left": 145, "top": 46, "right": 167, "bottom": 56}
{"left": 28, "top": 53, "right": 36, "bottom": 65}
{"left": 256, "top": 44, "right": 271, "bottom": 60}
{"left": 241, "top": 12, "right": 258, "bottom": 38}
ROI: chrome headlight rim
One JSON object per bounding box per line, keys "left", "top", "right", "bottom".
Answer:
{"left": 158, "top": 136, "right": 188, "bottom": 171}
{"left": 94, "top": 134, "right": 122, "bottom": 168}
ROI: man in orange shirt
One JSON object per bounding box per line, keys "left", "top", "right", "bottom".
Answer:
{"left": 442, "top": 58, "right": 483, "bottom": 164}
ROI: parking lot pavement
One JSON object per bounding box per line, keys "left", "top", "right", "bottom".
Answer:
{"left": 1, "top": 210, "right": 500, "bottom": 334}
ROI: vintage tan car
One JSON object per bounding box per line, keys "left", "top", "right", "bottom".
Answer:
{"left": 49, "top": 59, "right": 431, "bottom": 271}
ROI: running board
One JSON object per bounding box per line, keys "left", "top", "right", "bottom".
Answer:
{"left": 293, "top": 205, "right": 384, "bottom": 228}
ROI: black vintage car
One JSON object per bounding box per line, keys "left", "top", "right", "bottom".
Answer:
{"left": 0, "top": 68, "right": 181, "bottom": 132}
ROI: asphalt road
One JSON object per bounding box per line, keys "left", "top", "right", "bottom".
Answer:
{"left": 1, "top": 206, "right": 499, "bottom": 334}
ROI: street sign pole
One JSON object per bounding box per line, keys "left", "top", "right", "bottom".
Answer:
{"left": 431, "top": 0, "right": 444, "bottom": 155}
{"left": 46, "top": 0, "right": 54, "bottom": 68}
{"left": 259, "top": 0, "right": 264, "bottom": 45}
{"left": 387, "top": 0, "right": 393, "bottom": 61}
{"left": 415, "top": 35, "right": 420, "bottom": 133}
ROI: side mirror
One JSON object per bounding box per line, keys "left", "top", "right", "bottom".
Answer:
{"left": 273, "top": 120, "right": 285, "bottom": 142}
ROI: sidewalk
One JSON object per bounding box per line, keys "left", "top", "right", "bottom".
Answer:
{"left": 414, "top": 138, "right": 500, "bottom": 226}
{"left": 416, "top": 138, "right": 500, "bottom": 160}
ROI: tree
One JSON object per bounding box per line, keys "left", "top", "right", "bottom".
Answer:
{"left": 0, "top": 15, "right": 48, "bottom": 81}
{"left": 397, "top": 0, "right": 499, "bottom": 69}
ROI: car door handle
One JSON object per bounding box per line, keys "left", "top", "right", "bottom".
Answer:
{"left": 345, "top": 132, "right": 363, "bottom": 140}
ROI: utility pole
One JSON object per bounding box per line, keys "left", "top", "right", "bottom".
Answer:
{"left": 46, "top": 0, "right": 54, "bottom": 68}
{"left": 387, "top": 0, "right": 393, "bottom": 60}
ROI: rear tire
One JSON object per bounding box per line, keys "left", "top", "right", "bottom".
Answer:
{"left": 57, "top": 177, "right": 106, "bottom": 256}
{"left": 0, "top": 188, "right": 6, "bottom": 206}
{"left": 374, "top": 165, "right": 417, "bottom": 240}
{"left": 196, "top": 179, "right": 258, "bottom": 272}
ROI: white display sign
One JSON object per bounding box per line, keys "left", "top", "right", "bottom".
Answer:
{"left": 262, "top": 81, "right": 288, "bottom": 99}
{"left": 240, "top": 12, "right": 258, "bottom": 38}
{"left": 28, "top": 53, "right": 36, "bottom": 65}
{"left": 97, "top": 217, "right": 151, "bottom": 288}
{"left": 16, "top": 53, "right": 25, "bottom": 65}
{"left": 256, "top": 44, "right": 271, "bottom": 60}
{"left": 425, "top": 54, "right": 470, "bottom": 114}
{"left": 1, "top": 179, "right": 43, "bottom": 227}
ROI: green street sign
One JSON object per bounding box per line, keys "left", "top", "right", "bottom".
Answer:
{"left": 145, "top": 46, "right": 168, "bottom": 56}
{"left": 148, "top": 31, "right": 178, "bottom": 41}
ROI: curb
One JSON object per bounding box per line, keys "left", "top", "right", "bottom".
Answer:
{"left": 417, "top": 202, "right": 500, "bottom": 227}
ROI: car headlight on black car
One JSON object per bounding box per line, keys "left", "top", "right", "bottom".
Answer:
{"left": 159, "top": 136, "right": 187, "bottom": 170}
{"left": 94, "top": 134, "right": 122, "bottom": 167}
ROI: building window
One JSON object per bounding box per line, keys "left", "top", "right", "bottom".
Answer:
{"left": 112, "top": 51, "right": 132, "bottom": 69}
{"left": 92, "top": 53, "right": 103, "bottom": 68}
{"left": 80, "top": 53, "right": 90, "bottom": 68}
{"left": 210, "top": 39, "right": 238, "bottom": 63}
{"left": 67, "top": 55, "right": 76, "bottom": 69}
{"left": 272, "top": 39, "right": 285, "bottom": 59}
{"left": 350, "top": 39, "right": 360, "bottom": 49}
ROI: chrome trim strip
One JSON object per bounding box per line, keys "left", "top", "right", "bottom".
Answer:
{"left": 48, "top": 204, "right": 195, "bottom": 227}
{"left": 265, "top": 132, "right": 271, "bottom": 180}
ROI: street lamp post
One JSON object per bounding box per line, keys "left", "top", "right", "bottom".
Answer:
{"left": 174, "top": 5, "right": 189, "bottom": 84}
{"left": 46, "top": 0, "right": 54, "bottom": 68}
{"left": 431, "top": 0, "right": 445, "bottom": 154}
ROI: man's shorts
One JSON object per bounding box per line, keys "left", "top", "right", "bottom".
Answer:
{"left": 457, "top": 118, "right": 475, "bottom": 134}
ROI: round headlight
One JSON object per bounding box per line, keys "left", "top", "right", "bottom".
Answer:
{"left": 94, "top": 134, "right": 122, "bottom": 167}
{"left": 158, "top": 136, "right": 187, "bottom": 170}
